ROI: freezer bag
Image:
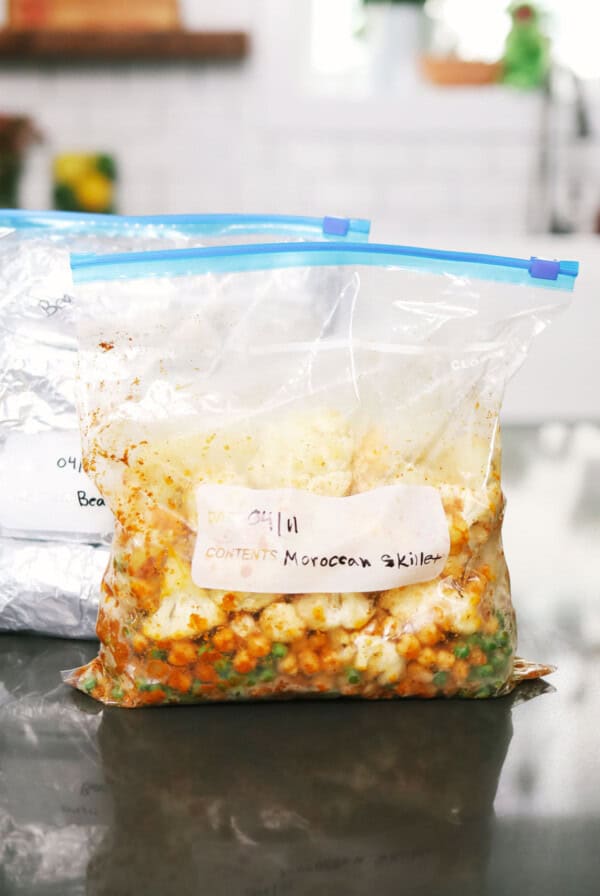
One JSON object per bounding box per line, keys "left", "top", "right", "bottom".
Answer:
{"left": 0, "top": 209, "right": 370, "bottom": 254}
{"left": 65, "top": 242, "right": 578, "bottom": 704}
{"left": 0, "top": 214, "right": 369, "bottom": 637}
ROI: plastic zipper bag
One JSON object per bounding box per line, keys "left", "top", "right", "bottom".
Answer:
{"left": 0, "top": 209, "right": 370, "bottom": 253}
{"left": 64, "top": 241, "right": 577, "bottom": 703}
{"left": 0, "top": 215, "right": 369, "bottom": 637}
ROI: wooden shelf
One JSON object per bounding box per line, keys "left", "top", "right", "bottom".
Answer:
{"left": 0, "top": 29, "right": 249, "bottom": 62}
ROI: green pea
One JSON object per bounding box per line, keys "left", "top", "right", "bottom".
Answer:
{"left": 491, "top": 652, "right": 507, "bottom": 670}
{"left": 481, "top": 637, "right": 498, "bottom": 653}
{"left": 346, "top": 669, "right": 361, "bottom": 685}
{"left": 271, "top": 643, "right": 288, "bottom": 658}
{"left": 197, "top": 643, "right": 210, "bottom": 657}
{"left": 214, "top": 659, "right": 233, "bottom": 680}
{"left": 137, "top": 681, "right": 163, "bottom": 693}
{"left": 111, "top": 685, "right": 124, "bottom": 701}
{"left": 82, "top": 677, "right": 97, "bottom": 693}
{"left": 497, "top": 630, "right": 510, "bottom": 648}
{"left": 475, "top": 686, "right": 492, "bottom": 698}
{"left": 245, "top": 675, "right": 257, "bottom": 687}
{"left": 477, "top": 664, "right": 494, "bottom": 678}
{"left": 259, "top": 668, "right": 275, "bottom": 683}
{"left": 454, "top": 644, "right": 470, "bottom": 659}
{"left": 150, "top": 648, "right": 168, "bottom": 661}
{"left": 433, "top": 671, "right": 448, "bottom": 688}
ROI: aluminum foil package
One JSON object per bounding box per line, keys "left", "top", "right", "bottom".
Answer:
{"left": 0, "top": 214, "right": 370, "bottom": 637}
{"left": 0, "top": 540, "right": 109, "bottom": 637}
{"left": 65, "top": 242, "right": 577, "bottom": 704}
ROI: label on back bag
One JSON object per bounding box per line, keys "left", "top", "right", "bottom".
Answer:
{"left": 192, "top": 484, "right": 449, "bottom": 593}
{"left": 0, "top": 431, "right": 113, "bottom": 537}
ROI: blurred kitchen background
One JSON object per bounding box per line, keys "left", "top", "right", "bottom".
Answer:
{"left": 0, "top": 0, "right": 598, "bottom": 422}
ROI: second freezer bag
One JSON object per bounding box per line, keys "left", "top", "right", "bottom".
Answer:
{"left": 66, "top": 242, "right": 577, "bottom": 703}
{"left": 0, "top": 213, "right": 369, "bottom": 636}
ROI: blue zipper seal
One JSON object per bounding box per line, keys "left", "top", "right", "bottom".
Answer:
{"left": 0, "top": 209, "right": 370, "bottom": 241}
{"left": 71, "top": 241, "right": 579, "bottom": 292}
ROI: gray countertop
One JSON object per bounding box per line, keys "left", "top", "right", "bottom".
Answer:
{"left": 1, "top": 424, "right": 599, "bottom": 896}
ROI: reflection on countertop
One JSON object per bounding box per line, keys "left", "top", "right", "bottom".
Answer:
{"left": 0, "top": 423, "right": 599, "bottom": 896}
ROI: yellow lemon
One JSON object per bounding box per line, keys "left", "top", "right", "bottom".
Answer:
{"left": 53, "top": 153, "right": 94, "bottom": 187}
{"left": 75, "top": 172, "right": 113, "bottom": 212}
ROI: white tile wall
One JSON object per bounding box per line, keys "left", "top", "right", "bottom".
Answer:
{"left": 1, "top": 0, "right": 544, "bottom": 232}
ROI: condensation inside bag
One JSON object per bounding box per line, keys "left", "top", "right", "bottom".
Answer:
{"left": 66, "top": 257, "right": 568, "bottom": 704}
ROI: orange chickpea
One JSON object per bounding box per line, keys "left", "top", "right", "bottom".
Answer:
{"left": 418, "top": 624, "right": 440, "bottom": 647}
{"left": 452, "top": 659, "right": 470, "bottom": 683}
{"left": 443, "top": 679, "right": 459, "bottom": 698}
{"left": 483, "top": 616, "right": 499, "bottom": 635}
{"left": 189, "top": 614, "right": 208, "bottom": 634}
{"left": 396, "top": 633, "right": 421, "bottom": 660}
{"left": 307, "top": 632, "right": 328, "bottom": 651}
{"left": 130, "top": 577, "right": 158, "bottom": 603}
{"left": 298, "top": 649, "right": 320, "bottom": 676}
{"left": 406, "top": 662, "right": 434, "bottom": 684}
{"left": 246, "top": 633, "right": 271, "bottom": 658}
{"left": 279, "top": 653, "right": 298, "bottom": 676}
{"left": 139, "top": 688, "right": 166, "bottom": 705}
{"left": 131, "top": 632, "right": 149, "bottom": 655}
{"left": 147, "top": 659, "right": 170, "bottom": 679}
{"left": 167, "top": 641, "right": 198, "bottom": 667}
{"left": 418, "top": 647, "right": 438, "bottom": 668}
{"left": 193, "top": 661, "right": 219, "bottom": 683}
{"left": 167, "top": 669, "right": 193, "bottom": 693}
{"left": 112, "top": 639, "right": 130, "bottom": 673}
{"left": 320, "top": 649, "right": 342, "bottom": 673}
{"left": 213, "top": 627, "right": 236, "bottom": 653}
{"left": 416, "top": 682, "right": 438, "bottom": 699}
{"left": 233, "top": 649, "right": 257, "bottom": 675}
{"left": 96, "top": 610, "right": 110, "bottom": 642}
{"left": 469, "top": 647, "right": 487, "bottom": 667}
{"left": 395, "top": 680, "right": 415, "bottom": 697}
{"left": 436, "top": 649, "right": 456, "bottom": 671}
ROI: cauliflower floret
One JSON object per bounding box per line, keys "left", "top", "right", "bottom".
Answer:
{"left": 142, "top": 555, "right": 226, "bottom": 639}
{"left": 382, "top": 577, "right": 486, "bottom": 639}
{"left": 440, "top": 482, "right": 502, "bottom": 560}
{"left": 230, "top": 613, "right": 259, "bottom": 639}
{"left": 294, "top": 592, "right": 373, "bottom": 631}
{"left": 209, "top": 591, "right": 280, "bottom": 614}
{"left": 381, "top": 581, "right": 449, "bottom": 629}
{"left": 448, "top": 605, "right": 481, "bottom": 636}
{"left": 353, "top": 633, "right": 405, "bottom": 684}
{"left": 260, "top": 601, "right": 305, "bottom": 642}
{"left": 143, "top": 592, "right": 225, "bottom": 640}
{"left": 329, "top": 628, "right": 358, "bottom": 665}
{"left": 249, "top": 409, "right": 354, "bottom": 496}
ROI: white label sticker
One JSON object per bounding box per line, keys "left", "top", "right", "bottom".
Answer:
{"left": 192, "top": 484, "right": 449, "bottom": 593}
{"left": 0, "top": 431, "right": 113, "bottom": 537}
